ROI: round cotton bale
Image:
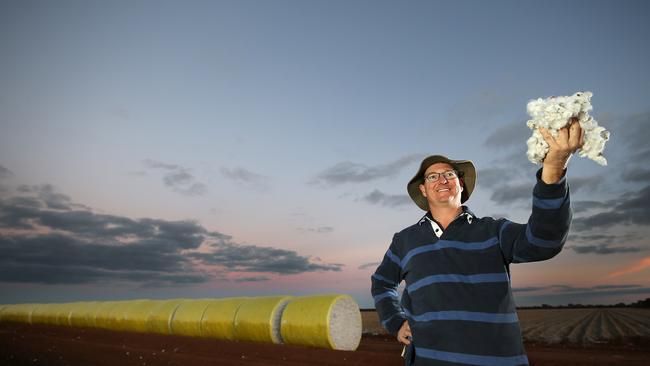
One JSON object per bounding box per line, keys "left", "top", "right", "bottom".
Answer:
{"left": 0, "top": 305, "right": 7, "bottom": 322}
{"left": 102, "top": 301, "right": 136, "bottom": 331}
{"left": 93, "top": 301, "right": 119, "bottom": 329}
{"left": 28, "top": 304, "right": 48, "bottom": 325}
{"left": 233, "top": 296, "right": 292, "bottom": 344}
{"left": 120, "top": 300, "right": 159, "bottom": 333}
{"left": 0, "top": 304, "right": 35, "bottom": 324}
{"left": 170, "top": 299, "right": 212, "bottom": 337}
{"left": 53, "top": 302, "right": 74, "bottom": 326}
{"left": 280, "top": 294, "right": 361, "bottom": 351}
{"left": 70, "top": 301, "right": 100, "bottom": 328}
{"left": 200, "top": 297, "right": 248, "bottom": 340}
{"left": 145, "top": 299, "right": 186, "bottom": 335}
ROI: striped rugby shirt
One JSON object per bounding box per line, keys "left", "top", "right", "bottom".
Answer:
{"left": 371, "top": 169, "right": 571, "bottom": 366}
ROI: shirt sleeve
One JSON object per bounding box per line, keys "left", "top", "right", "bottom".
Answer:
{"left": 370, "top": 233, "right": 407, "bottom": 335}
{"left": 498, "top": 168, "right": 572, "bottom": 264}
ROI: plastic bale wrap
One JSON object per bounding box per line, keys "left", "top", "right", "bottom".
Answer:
{"left": 201, "top": 297, "right": 248, "bottom": 340}
{"left": 103, "top": 301, "right": 136, "bottom": 331}
{"left": 0, "top": 304, "right": 35, "bottom": 324}
{"left": 53, "top": 303, "right": 73, "bottom": 326}
{"left": 120, "top": 300, "right": 159, "bottom": 333}
{"left": 170, "top": 299, "right": 212, "bottom": 337}
{"left": 233, "top": 296, "right": 292, "bottom": 344}
{"left": 0, "top": 305, "right": 7, "bottom": 322}
{"left": 68, "top": 302, "right": 87, "bottom": 327}
{"left": 29, "top": 304, "right": 49, "bottom": 325}
{"left": 145, "top": 299, "right": 186, "bottom": 335}
{"left": 280, "top": 294, "right": 362, "bottom": 351}
{"left": 93, "top": 301, "right": 119, "bottom": 329}
{"left": 70, "top": 301, "right": 100, "bottom": 328}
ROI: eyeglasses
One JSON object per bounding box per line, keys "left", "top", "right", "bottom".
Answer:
{"left": 424, "top": 170, "right": 460, "bottom": 183}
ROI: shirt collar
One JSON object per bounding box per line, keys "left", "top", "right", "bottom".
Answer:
{"left": 418, "top": 206, "right": 475, "bottom": 226}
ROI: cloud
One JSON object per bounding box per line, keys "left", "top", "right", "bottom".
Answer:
{"left": 571, "top": 200, "right": 609, "bottom": 213}
{"left": 0, "top": 186, "right": 342, "bottom": 285}
{"left": 571, "top": 184, "right": 650, "bottom": 232}
{"left": 608, "top": 256, "right": 650, "bottom": 278}
{"left": 220, "top": 167, "right": 268, "bottom": 191}
{"left": 310, "top": 154, "right": 420, "bottom": 187}
{"left": 0, "top": 165, "right": 12, "bottom": 179}
{"left": 189, "top": 243, "right": 343, "bottom": 274}
{"left": 143, "top": 159, "right": 207, "bottom": 196}
{"left": 570, "top": 244, "right": 643, "bottom": 255}
{"left": 298, "top": 226, "right": 334, "bottom": 234}
{"left": 361, "top": 189, "right": 412, "bottom": 208}
{"left": 569, "top": 175, "right": 603, "bottom": 193}
{"left": 489, "top": 183, "right": 531, "bottom": 205}
{"left": 358, "top": 262, "right": 379, "bottom": 270}
{"left": 233, "top": 276, "right": 271, "bottom": 282}
{"left": 483, "top": 120, "right": 530, "bottom": 149}
{"left": 623, "top": 168, "right": 650, "bottom": 182}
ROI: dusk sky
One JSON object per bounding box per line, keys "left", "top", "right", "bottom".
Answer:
{"left": 1, "top": 0, "right": 650, "bottom": 308}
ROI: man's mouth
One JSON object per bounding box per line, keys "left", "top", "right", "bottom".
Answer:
{"left": 436, "top": 188, "right": 450, "bottom": 192}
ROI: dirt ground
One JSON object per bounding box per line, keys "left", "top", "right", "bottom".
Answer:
{"left": 2, "top": 322, "right": 650, "bottom": 366}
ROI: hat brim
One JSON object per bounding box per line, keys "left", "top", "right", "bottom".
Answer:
{"left": 407, "top": 155, "right": 476, "bottom": 211}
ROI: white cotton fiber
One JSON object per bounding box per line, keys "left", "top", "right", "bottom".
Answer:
{"left": 525, "top": 91, "right": 610, "bottom": 165}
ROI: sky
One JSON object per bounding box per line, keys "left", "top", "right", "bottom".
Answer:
{"left": 1, "top": 0, "right": 649, "bottom": 308}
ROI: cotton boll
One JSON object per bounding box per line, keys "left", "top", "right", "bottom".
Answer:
{"left": 525, "top": 91, "right": 609, "bottom": 165}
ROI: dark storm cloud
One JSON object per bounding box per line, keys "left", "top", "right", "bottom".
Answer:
{"left": 298, "top": 226, "right": 334, "bottom": 234}
{"left": 569, "top": 175, "right": 602, "bottom": 193}
{"left": 623, "top": 168, "right": 650, "bottom": 182}
{"left": 0, "top": 165, "right": 12, "bottom": 179}
{"left": 514, "top": 284, "right": 650, "bottom": 305}
{"left": 189, "top": 242, "right": 343, "bottom": 274}
{"left": 513, "top": 284, "right": 644, "bottom": 294}
{"left": 572, "top": 184, "right": 650, "bottom": 232}
{"left": 361, "top": 190, "right": 411, "bottom": 208}
{"left": 0, "top": 186, "right": 342, "bottom": 285}
{"left": 483, "top": 120, "right": 530, "bottom": 149}
{"left": 220, "top": 167, "right": 268, "bottom": 190}
{"left": 489, "top": 183, "right": 531, "bottom": 205}
{"left": 142, "top": 159, "right": 207, "bottom": 196}
{"left": 572, "top": 200, "right": 609, "bottom": 213}
{"left": 358, "top": 262, "right": 380, "bottom": 270}
{"left": 310, "top": 154, "right": 420, "bottom": 187}
{"left": 570, "top": 244, "right": 643, "bottom": 255}
{"left": 234, "top": 276, "right": 271, "bottom": 282}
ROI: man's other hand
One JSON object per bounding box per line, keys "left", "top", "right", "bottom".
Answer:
{"left": 397, "top": 320, "right": 412, "bottom": 345}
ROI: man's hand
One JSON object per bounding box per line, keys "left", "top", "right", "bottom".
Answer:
{"left": 397, "top": 320, "right": 412, "bottom": 345}
{"left": 539, "top": 117, "right": 585, "bottom": 184}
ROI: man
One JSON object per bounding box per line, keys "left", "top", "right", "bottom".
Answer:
{"left": 371, "top": 120, "right": 583, "bottom": 365}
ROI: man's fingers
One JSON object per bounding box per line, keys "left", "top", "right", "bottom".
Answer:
{"left": 568, "top": 120, "right": 583, "bottom": 149}
{"left": 539, "top": 128, "right": 559, "bottom": 149}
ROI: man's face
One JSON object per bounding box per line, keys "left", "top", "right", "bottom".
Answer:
{"left": 418, "top": 162, "right": 464, "bottom": 208}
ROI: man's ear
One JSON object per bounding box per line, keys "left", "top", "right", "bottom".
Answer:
{"left": 459, "top": 178, "right": 465, "bottom": 192}
{"left": 419, "top": 184, "right": 427, "bottom": 197}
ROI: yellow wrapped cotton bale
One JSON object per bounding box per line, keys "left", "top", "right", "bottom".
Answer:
{"left": 145, "top": 299, "right": 186, "bottom": 335}
{"left": 120, "top": 300, "right": 159, "bottom": 333}
{"left": 69, "top": 301, "right": 100, "bottom": 328}
{"left": 233, "top": 296, "right": 292, "bottom": 344}
{"left": 170, "top": 299, "right": 212, "bottom": 337}
{"left": 280, "top": 294, "right": 362, "bottom": 351}
{"left": 93, "top": 301, "right": 119, "bottom": 329}
{"left": 200, "top": 297, "right": 248, "bottom": 340}
{"left": 102, "top": 301, "right": 136, "bottom": 331}
{"left": 0, "top": 304, "right": 36, "bottom": 323}
{"left": 0, "top": 305, "right": 6, "bottom": 321}
{"left": 29, "top": 304, "right": 49, "bottom": 325}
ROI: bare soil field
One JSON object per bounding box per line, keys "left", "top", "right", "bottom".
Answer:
{"left": 1, "top": 308, "right": 649, "bottom": 366}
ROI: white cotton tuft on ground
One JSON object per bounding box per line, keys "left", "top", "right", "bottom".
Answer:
{"left": 525, "top": 91, "right": 610, "bottom": 165}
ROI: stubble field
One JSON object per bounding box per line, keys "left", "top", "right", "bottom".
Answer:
{"left": 1, "top": 308, "right": 649, "bottom": 365}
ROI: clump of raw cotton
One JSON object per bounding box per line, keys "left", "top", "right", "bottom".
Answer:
{"left": 526, "top": 91, "right": 610, "bottom": 166}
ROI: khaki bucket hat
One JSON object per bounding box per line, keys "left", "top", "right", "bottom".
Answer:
{"left": 407, "top": 155, "right": 476, "bottom": 211}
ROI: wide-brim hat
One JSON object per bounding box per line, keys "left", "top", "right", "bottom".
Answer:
{"left": 407, "top": 155, "right": 476, "bottom": 211}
